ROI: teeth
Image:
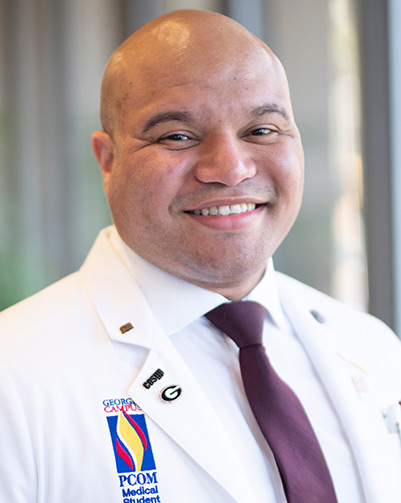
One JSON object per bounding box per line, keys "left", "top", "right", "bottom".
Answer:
{"left": 219, "top": 205, "right": 230, "bottom": 216}
{"left": 192, "top": 203, "right": 256, "bottom": 216}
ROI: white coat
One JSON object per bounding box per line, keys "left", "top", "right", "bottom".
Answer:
{"left": 1, "top": 227, "right": 401, "bottom": 502}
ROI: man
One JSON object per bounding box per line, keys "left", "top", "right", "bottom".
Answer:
{"left": 1, "top": 9, "right": 401, "bottom": 503}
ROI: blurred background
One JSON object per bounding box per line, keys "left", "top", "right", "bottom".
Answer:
{"left": 1, "top": 0, "right": 400, "bottom": 333}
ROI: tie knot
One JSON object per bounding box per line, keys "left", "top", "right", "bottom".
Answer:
{"left": 205, "top": 300, "right": 267, "bottom": 349}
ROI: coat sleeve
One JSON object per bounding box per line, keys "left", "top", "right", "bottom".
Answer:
{"left": 0, "top": 363, "right": 37, "bottom": 502}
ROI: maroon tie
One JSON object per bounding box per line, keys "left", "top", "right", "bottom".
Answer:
{"left": 205, "top": 300, "right": 338, "bottom": 503}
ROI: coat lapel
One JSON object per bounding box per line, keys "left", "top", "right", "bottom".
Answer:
{"left": 279, "top": 280, "right": 400, "bottom": 502}
{"left": 128, "top": 325, "right": 255, "bottom": 503}
{"left": 80, "top": 229, "right": 254, "bottom": 503}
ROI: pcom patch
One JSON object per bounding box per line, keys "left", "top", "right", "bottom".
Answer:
{"left": 107, "top": 410, "right": 156, "bottom": 474}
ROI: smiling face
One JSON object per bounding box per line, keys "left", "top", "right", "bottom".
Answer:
{"left": 92, "top": 10, "right": 304, "bottom": 300}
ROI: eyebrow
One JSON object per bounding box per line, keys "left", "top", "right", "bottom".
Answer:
{"left": 142, "top": 111, "right": 196, "bottom": 134}
{"left": 141, "top": 103, "right": 289, "bottom": 135}
{"left": 250, "top": 104, "right": 290, "bottom": 121}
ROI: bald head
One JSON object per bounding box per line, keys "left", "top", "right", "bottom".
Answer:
{"left": 100, "top": 9, "right": 288, "bottom": 135}
{"left": 92, "top": 8, "right": 304, "bottom": 299}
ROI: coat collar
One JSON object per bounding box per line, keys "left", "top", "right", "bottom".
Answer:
{"left": 108, "top": 225, "right": 286, "bottom": 334}
{"left": 79, "top": 228, "right": 156, "bottom": 348}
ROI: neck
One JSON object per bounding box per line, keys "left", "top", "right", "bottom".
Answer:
{"left": 193, "top": 268, "right": 266, "bottom": 301}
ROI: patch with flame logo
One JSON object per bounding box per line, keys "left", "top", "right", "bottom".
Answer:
{"left": 107, "top": 409, "right": 156, "bottom": 473}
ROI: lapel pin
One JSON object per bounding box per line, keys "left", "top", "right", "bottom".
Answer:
{"left": 143, "top": 369, "right": 165, "bottom": 389}
{"left": 338, "top": 352, "right": 369, "bottom": 374}
{"left": 119, "top": 322, "right": 134, "bottom": 334}
{"left": 352, "top": 375, "right": 369, "bottom": 398}
{"left": 160, "top": 385, "right": 182, "bottom": 403}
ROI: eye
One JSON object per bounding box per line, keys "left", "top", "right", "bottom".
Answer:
{"left": 249, "top": 127, "right": 275, "bottom": 136}
{"left": 157, "top": 131, "right": 199, "bottom": 150}
{"left": 162, "top": 133, "right": 190, "bottom": 141}
{"left": 245, "top": 125, "right": 279, "bottom": 144}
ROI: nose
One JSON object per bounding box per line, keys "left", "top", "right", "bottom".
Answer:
{"left": 193, "top": 134, "right": 257, "bottom": 186}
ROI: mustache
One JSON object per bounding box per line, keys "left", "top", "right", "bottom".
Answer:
{"left": 174, "top": 181, "right": 278, "bottom": 207}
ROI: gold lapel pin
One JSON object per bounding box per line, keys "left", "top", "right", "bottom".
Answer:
{"left": 119, "top": 322, "right": 134, "bottom": 334}
{"left": 338, "top": 352, "right": 369, "bottom": 374}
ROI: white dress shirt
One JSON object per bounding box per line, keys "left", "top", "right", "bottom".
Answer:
{"left": 110, "top": 228, "right": 365, "bottom": 502}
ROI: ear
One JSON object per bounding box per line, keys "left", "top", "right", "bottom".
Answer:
{"left": 91, "top": 131, "right": 115, "bottom": 194}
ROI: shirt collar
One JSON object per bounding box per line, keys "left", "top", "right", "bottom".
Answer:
{"left": 109, "top": 226, "right": 286, "bottom": 335}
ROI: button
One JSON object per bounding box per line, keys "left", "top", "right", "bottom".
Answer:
{"left": 310, "top": 310, "right": 326, "bottom": 324}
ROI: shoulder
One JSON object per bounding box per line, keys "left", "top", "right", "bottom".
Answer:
{"left": 276, "top": 271, "right": 399, "bottom": 345}
{"left": 0, "top": 228, "right": 114, "bottom": 344}
{"left": 278, "top": 273, "right": 401, "bottom": 386}
{"left": 277, "top": 271, "right": 381, "bottom": 325}
{"left": 0, "top": 272, "right": 92, "bottom": 359}
{"left": 0, "top": 272, "right": 83, "bottom": 325}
